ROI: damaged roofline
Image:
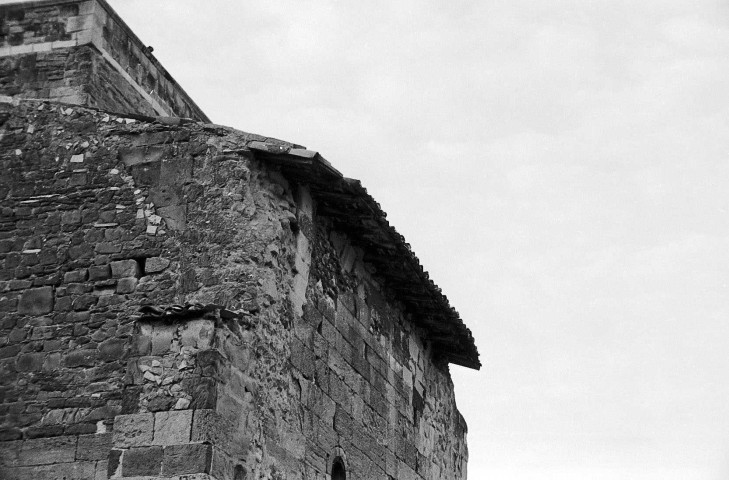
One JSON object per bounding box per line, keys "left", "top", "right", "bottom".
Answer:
{"left": 2, "top": 95, "right": 481, "bottom": 370}
{"left": 248, "top": 142, "right": 481, "bottom": 370}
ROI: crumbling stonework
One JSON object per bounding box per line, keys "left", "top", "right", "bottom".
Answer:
{"left": 0, "top": 1, "right": 479, "bottom": 479}
{"left": 0, "top": 98, "right": 477, "bottom": 479}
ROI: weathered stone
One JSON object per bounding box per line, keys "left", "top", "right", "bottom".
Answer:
{"left": 76, "top": 433, "right": 112, "bottom": 461}
{"left": 110, "top": 259, "right": 139, "bottom": 278}
{"left": 72, "top": 294, "right": 97, "bottom": 311}
{"left": 16, "top": 352, "right": 44, "bottom": 372}
{"left": 147, "top": 395, "right": 176, "bottom": 412}
{"left": 116, "top": 276, "right": 138, "bottom": 294}
{"left": 108, "top": 449, "right": 122, "bottom": 477}
{"left": 182, "top": 377, "right": 217, "bottom": 410}
{"left": 145, "top": 256, "right": 170, "bottom": 273}
{"left": 0, "top": 344, "right": 22, "bottom": 359}
{"left": 87, "top": 265, "right": 111, "bottom": 281}
{"left": 16, "top": 436, "right": 77, "bottom": 466}
{"left": 63, "top": 269, "right": 88, "bottom": 283}
{"left": 63, "top": 349, "right": 98, "bottom": 368}
{"left": 61, "top": 210, "right": 81, "bottom": 225}
{"left": 18, "top": 286, "right": 54, "bottom": 315}
{"left": 0, "top": 461, "right": 96, "bottom": 480}
{"left": 0, "top": 428, "right": 23, "bottom": 441}
{"left": 153, "top": 410, "right": 192, "bottom": 445}
{"left": 95, "top": 242, "right": 121, "bottom": 254}
{"left": 121, "top": 446, "right": 163, "bottom": 477}
{"left": 150, "top": 324, "right": 175, "bottom": 355}
{"left": 158, "top": 204, "right": 186, "bottom": 231}
{"left": 112, "top": 413, "right": 154, "bottom": 447}
{"left": 98, "top": 338, "right": 125, "bottom": 360}
{"left": 161, "top": 443, "right": 212, "bottom": 475}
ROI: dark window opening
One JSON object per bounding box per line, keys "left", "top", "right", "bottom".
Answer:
{"left": 332, "top": 457, "right": 346, "bottom": 480}
{"left": 234, "top": 465, "right": 247, "bottom": 480}
{"left": 133, "top": 257, "right": 146, "bottom": 277}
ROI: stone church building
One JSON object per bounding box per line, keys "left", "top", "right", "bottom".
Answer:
{"left": 0, "top": 1, "right": 480, "bottom": 479}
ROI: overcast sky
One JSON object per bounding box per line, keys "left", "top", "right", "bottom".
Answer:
{"left": 108, "top": 1, "right": 729, "bottom": 478}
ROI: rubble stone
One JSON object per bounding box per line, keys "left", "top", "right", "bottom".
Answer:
{"left": 17, "top": 287, "right": 54, "bottom": 315}
{"left": 0, "top": 3, "right": 477, "bottom": 480}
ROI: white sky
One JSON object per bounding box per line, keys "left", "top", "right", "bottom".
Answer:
{"left": 108, "top": 1, "right": 729, "bottom": 478}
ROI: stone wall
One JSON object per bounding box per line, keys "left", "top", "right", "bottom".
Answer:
{"left": 0, "top": 45, "right": 92, "bottom": 105}
{"left": 0, "top": 0, "right": 208, "bottom": 121}
{"left": 271, "top": 218, "right": 469, "bottom": 480}
{"left": 0, "top": 98, "right": 468, "bottom": 480}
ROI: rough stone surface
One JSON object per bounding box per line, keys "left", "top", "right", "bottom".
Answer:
{"left": 76, "top": 433, "right": 112, "bottom": 461}
{"left": 145, "top": 257, "right": 170, "bottom": 273}
{"left": 17, "top": 286, "right": 54, "bottom": 315}
{"left": 161, "top": 443, "right": 212, "bottom": 476}
{"left": 0, "top": 3, "right": 477, "bottom": 479}
{"left": 112, "top": 414, "right": 154, "bottom": 448}
{"left": 110, "top": 260, "right": 139, "bottom": 279}
{"left": 153, "top": 410, "right": 192, "bottom": 446}
{"left": 121, "top": 445, "right": 162, "bottom": 477}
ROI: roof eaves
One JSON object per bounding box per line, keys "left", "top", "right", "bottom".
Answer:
{"left": 250, "top": 143, "right": 481, "bottom": 370}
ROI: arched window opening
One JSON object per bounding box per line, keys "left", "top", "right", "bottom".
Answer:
{"left": 233, "top": 465, "right": 247, "bottom": 480}
{"left": 331, "top": 456, "right": 346, "bottom": 480}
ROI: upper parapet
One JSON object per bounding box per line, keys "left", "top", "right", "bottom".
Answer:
{"left": 0, "top": 0, "right": 209, "bottom": 121}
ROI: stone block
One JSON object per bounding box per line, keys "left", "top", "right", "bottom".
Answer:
{"left": 72, "top": 294, "right": 97, "bottom": 311}
{"left": 191, "top": 409, "right": 245, "bottom": 458}
{"left": 290, "top": 336, "right": 314, "bottom": 380}
{"left": 95, "top": 242, "right": 120, "bottom": 254}
{"left": 63, "top": 269, "right": 88, "bottom": 283}
{"left": 116, "top": 277, "right": 138, "bottom": 294}
{"left": 107, "top": 449, "right": 122, "bottom": 477}
{"left": 63, "top": 349, "right": 98, "bottom": 368}
{"left": 158, "top": 204, "right": 186, "bottom": 231}
{"left": 145, "top": 256, "right": 170, "bottom": 273}
{"left": 151, "top": 324, "right": 175, "bottom": 355}
{"left": 110, "top": 259, "right": 139, "bottom": 278}
{"left": 0, "top": 440, "right": 21, "bottom": 466}
{"left": 87, "top": 265, "right": 110, "bottom": 281}
{"left": 15, "top": 352, "right": 44, "bottom": 372}
{"left": 98, "top": 338, "right": 125, "bottom": 360}
{"left": 147, "top": 395, "right": 176, "bottom": 412}
{"left": 397, "top": 458, "right": 419, "bottom": 480}
{"left": 16, "top": 436, "right": 77, "bottom": 466}
{"left": 153, "top": 410, "right": 192, "bottom": 445}
{"left": 333, "top": 405, "right": 354, "bottom": 437}
{"left": 211, "top": 447, "right": 237, "bottom": 480}
{"left": 76, "top": 433, "right": 112, "bottom": 461}
{"left": 308, "top": 388, "right": 335, "bottom": 426}
{"left": 161, "top": 443, "right": 212, "bottom": 475}
{"left": 182, "top": 377, "right": 217, "bottom": 410}
{"left": 112, "top": 412, "right": 154, "bottom": 447}
{"left": 179, "top": 319, "right": 214, "bottom": 349}
{"left": 0, "top": 461, "right": 96, "bottom": 480}
{"left": 17, "top": 286, "right": 54, "bottom": 315}
{"left": 61, "top": 210, "right": 81, "bottom": 225}
{"left": 121, "top": 445, "right": 162, "bottom": 477}
{"left": 119, "top": 147, "right": 147, "bottom": 166}
{"left": 160, "top": 156, "right": 193, "bottom": 184}
{"left": 0, "top": 428, "right": 22, "bottom": 441}
{"left": 328, "top": 374, "right": 353, "bottom": 414}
